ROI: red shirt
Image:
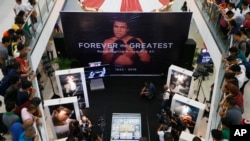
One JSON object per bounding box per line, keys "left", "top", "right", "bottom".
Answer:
{"left": 15, "top": 57, "right": 28, "bottom": 73}
{"left": 243, "top": 20, "right": 250, "bottom": 28}
{"left": 234, "top": 91, "right": 243, "bottom": 110}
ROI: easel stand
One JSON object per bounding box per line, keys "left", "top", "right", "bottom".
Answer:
{"left": 49, "top": 75, "right": 60, "bottom": 99}
{"left": 90, "top": 78, "right": 105, "bottom": 91}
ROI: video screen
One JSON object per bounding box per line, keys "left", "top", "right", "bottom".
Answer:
{"left": 89, "top": 61, "right": 101, "bottom": 67}
{"left": 84, "top": 64, "right": 110, "bottom": 79}
{"left": 197, "top": 48, "right": 211, "bottom": 64}
{"left": 173, "top": 100, "right": 199, "bottom": 133}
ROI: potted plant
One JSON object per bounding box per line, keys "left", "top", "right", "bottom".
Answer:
{"left": 52, "top": 57, "right": 77, "bottom": 70}
{"left": 193, "top": 48, "right": 200, "bottom": 66}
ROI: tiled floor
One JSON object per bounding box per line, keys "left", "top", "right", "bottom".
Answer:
{"left": 0, "top": 0, "right": 250, "bottom": 141}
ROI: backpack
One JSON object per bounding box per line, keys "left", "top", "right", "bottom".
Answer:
{"left": 239, "top": 61, "right": 250, "bottom": 78}
{"left": 0, "top": 75, "right": 10, "bottom": 96}
{"left": 0, "top": 113, "right": 8, "bottom": 137}
{"left": 1, "top": 59, "right": 17, "bottom": 76}
{"left": 238, "top": 40, "right": 250, "bottom": 57}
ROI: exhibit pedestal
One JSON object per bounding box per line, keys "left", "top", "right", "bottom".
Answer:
{"left": 179, "top": 131, "right": 205, "bottom": 141}
{"left": 90, "top": 78, "right": 105, "bottom": 91}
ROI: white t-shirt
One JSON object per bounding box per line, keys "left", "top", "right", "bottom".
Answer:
{"left": 13, "top": 3, "right": 31, "bottom": 15}
{"left": 157, "top": 126, "right": 172, "bottom": 141}
{"left": 237, "top": 60, "right": 246, "bottom": 73}
{"left": 241, "top": 7, "right": 250, "bottom": 16}
{"left": 163, "top": 90, "right": 170, "bottom": 100}
{"left": 235, "top": 71, "right": 248, "bottom": 88}
{"left": 230, "top": 0, "right": 241, "bottom": 7}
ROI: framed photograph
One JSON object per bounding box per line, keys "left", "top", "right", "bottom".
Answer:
{"left": 166, "top": 64, "right": 194, "bottom": 98}
{"left": 171, "top": 94, "right": 206, "bottom": 134}
{"left": 55, "top": 68, "right": 89, "bottom": 108}
{"left": 44, "top": 97, "right": 81, "bottom": 140}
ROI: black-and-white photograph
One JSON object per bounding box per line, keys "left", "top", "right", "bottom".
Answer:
{"left": 55, "top": 68, "right": 89, "bottom": 108}
{"left": 167, "top": 65, "right": 194, "bottom": 97}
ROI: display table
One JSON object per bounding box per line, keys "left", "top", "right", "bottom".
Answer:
{"left": 111, "top": 113, "right": 141, "bottom": 141}
{"left": 179, "top": 131, "right": 205, "bottom": 141}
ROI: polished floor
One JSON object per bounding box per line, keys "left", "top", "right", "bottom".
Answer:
{"left": 1, "top": 0, "right": 250, "bottom": 141}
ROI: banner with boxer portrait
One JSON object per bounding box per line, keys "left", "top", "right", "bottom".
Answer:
{"left": 60, "top": 12, "right": 192, "bottom": 75}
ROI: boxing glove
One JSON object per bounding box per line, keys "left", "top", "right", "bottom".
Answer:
{"left": 127, "top": 38, "right": 141, "bottom": 52}
{"left": 112, "top": 39, "right": 125, "bottom": 61}
{"left": 113, "top": 39, "right": 126, "bottom": 53}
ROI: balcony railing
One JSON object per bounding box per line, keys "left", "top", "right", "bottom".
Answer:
{"left": 23, "top": 0, "right": 56, "bottom": 55}
{"left": 194, "top": 0, "right": 231, "bottom": 54}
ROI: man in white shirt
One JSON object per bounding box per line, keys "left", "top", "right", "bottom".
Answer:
{"left": 228, "top": 64, "right": 248, "bottom": 94}
{"left": 162, "top": 84, "right": 173, "bottom": 109}
{"left": 240, "top": 1, "right": 250, "bottom": 16}
{"left": 225, "top": 55, "right": 246, "bottom": 73}
{"left": 13, "top": 0, "right": 31, "bottom": 16}
{"left": 162, "top": 85, "right": 170, "bottom": 101}
{"left": 157, "top": 124, "right": 172, "bottom": 141}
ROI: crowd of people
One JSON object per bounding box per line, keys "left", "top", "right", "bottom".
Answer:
{"left": 140, "top": 82, "right": 199, "bottom": 141}
{"left": 210, "top": 0, "right": 250, "bottom": 140}
{"left": 2, "top": 0, "right": 250, "bottom": 140}
{"left": 0, "top": 0, "right": 42, "bottom": 140}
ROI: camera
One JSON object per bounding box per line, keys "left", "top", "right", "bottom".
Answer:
{"left": 156, "top": 109, "right": 172, "bottom": 126}
{"left": 82, "top": 122, "right": 91, "bottom": 133}
{"left": 193, "top": 60, "right": 214, "bottom": 80}
{"left": 98, "top": 116, "right": 106, "bottom": 130}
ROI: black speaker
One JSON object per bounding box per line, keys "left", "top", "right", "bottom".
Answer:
{"left": 53, "top": 33, "right": 68, "bottom": 58}
{"left": 179, "top": 38, "right": 196, "bottom": 71}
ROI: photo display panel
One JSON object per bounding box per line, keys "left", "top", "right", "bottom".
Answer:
{"left": 43, "top": 97, "right": 81, "bottom": 140}
{"left": 60, "top": 12, "right": 192, "bottom": 75}
{"left": 167, "top": 64, "right": 194, "bottom": 98}
{"left": 171, "top": 94, "right": 206, "bottom": 134}
{"left": 55, "top": 68, "right": 89, "bottom": 108}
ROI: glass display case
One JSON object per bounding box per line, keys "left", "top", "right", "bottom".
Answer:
{"left": 111, "top": 113, "right": 141, "bottom": 141}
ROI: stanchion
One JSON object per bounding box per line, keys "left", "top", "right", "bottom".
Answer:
{"left": 194, "top": 77, "right": 206, "bottom": 104}
{"left": 42, "top": 54, "right": 60, "bottom": 99}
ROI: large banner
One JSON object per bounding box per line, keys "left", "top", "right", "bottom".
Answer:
{"left": 60, "top": 12, "right": 192, "bottom": 75}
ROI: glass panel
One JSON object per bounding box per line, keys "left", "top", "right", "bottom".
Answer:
{"left": 194, "top": 0, "right": 231, "bottom": 54}
{"left": 23, "top": 0, "right": 56, "bottom": 54}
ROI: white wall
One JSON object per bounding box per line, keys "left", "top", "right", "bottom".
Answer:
{"left": 29, "top": 0, "right": 66, "bottom": 140}
{"left": 187, "top": 1, "right": 224, "bottom": 141}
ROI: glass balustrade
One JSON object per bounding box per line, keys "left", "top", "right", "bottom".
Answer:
{"left": 194, "top": 0, "right": 232, "bottom": 54}
{"left": 22, "top": 0, "right": 55, "bottom": 54}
